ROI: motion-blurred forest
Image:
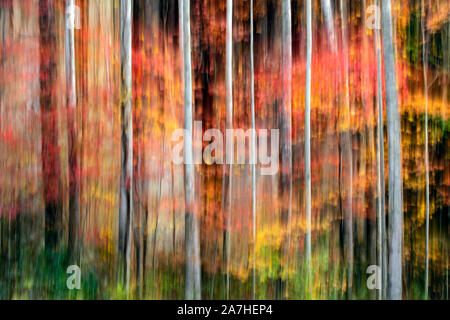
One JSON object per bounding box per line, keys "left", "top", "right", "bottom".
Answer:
{"left": 0, "top": 0, "right": 448, "bottom": 300}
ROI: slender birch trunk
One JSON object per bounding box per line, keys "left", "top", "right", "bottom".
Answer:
{"left": 381, "top": 0, "right": 403, "bottom": 300}
{"left": 183, "top": 0, "right": 201, "bottom": 300}
{"left": 250, "top": 0, "right": 257, "bottom": 300}
{"left": 222, "top": 0, "right": 233, "bottom": 300}
{"left": 375, "top": 0, "right": 387, "bottom": 300}
{"left": 119, "top": 0, "right": 133, "bottom": 291}
{"left": 65, "top": 0, "right": 80, "bottom": 263}
{"left": 305, "top": 0, "right": 312, "bottom": 270}
{"left": 421, "top": 0, "right": 430, "bottom": 300}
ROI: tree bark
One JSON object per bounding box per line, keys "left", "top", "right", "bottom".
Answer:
{"left": 250, "top": 0, "right": 257, "bottom": 300}
{"left": 65, "top": 0, "right": 80, "bottom": 263}
{"left": 119, "top": 0, "right": 133, "bottom": 292}
{"left": 305, "top": 0, "right": 312, "bottom": 270}
{"left": 320, "top": 0, "right": 336, "bottom": 52}
{"left": 221, "top": 0, "right": 233, "bottom": 300}
{"left": 183, "top": 0, "right": 201, "bottom": 300}
{"left": 381, "top": 0, "right": 403, "bottom": 300}
{"left": 339, "top": 0, "right": 353, "bottom": 297}
{"left": 276, "top": 0, "right": 293, "bottom": 300}
{"left": 39, "top": 0, "right": 63, "bottom": 251}
{"left": 421, "top": 0, "right": 430, "bottom": 300}
{"left": 375, "top": 0, "right": 387, "bottom": 300}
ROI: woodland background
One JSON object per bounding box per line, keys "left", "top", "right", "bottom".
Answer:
{"left": 0, "top": 0, "right": 448, "bottom": 300}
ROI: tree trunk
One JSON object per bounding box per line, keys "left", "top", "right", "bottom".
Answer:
{"left": 183, "top": 0, "right": 201, "bottom": 300}
{"left": 320, "top": 0, "right": 336, "bottom": 52}
{"left": 39, "top": 0, "right": 63, "bottom": 251}
{"left": 221, "top": 0, "right": 233, "bottom": 300}
{"left": 375, "top": 0, "right": 387, "bottom": 300}
{"left": 421, "top": 0, "right": 430, "bottom": 300}
{"left": 250, "top": 0, "right": 257, "bottom": 300}
{"left": 278, "top": 0, "right": 293, "bottom": 300}
{"left": 280, "top": 0, "right": 293, "bottom": 229}
{"left": 65, "top": 0, "right": 80, "bottom": 263}
{"left": 0, "top": 2, "right": 4, "bottom": 256}
{"left": 179, "top": 0, "right": 184, "bottom": 82}
{"left": 0, "top": 1, "right": 5, "bottom": 133}
{"left": 119, "top": 0, "right": 133, "bottom": 292}
{"left": 305, "top": 0, "right": 312, "bottom": 270}
{"left": 381, "top": 0, "right": 403, "bottom": 300}
{"left": 340, "top": 0, "right": 353, "bottom": 297}
{"left": 362, "top": 0, "right": 377, "bottom": 300}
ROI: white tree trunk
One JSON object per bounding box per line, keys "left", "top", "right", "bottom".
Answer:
{"left": 119, "top": 0, "right": 133, "bottom": 292}
{"left": 421, "top": 0, "right": 430, "bottom": 300}
{"left": 381, "top": 0, "right": 403, "bottom": 300}
{"left": 65, "top": 0, "right": 80, "bottom": 264}
{"left": 183, "top": 0, "right": 201, "bottom": 300}
{"left": 375, "top": 0, "right": 387, "bottom": 300}
{"left": 222, "top": 0, "right": 233, "bottom": 300}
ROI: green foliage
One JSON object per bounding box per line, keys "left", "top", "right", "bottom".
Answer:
{"left": 1, "top": 246, "right": 102, "bottom": 300}
{"left": 406, "top": 11, "right": 420, "bottom": 65}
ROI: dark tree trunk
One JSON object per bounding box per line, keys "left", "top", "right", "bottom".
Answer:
{"left": 277, "top": 0, "right": 293, "bottom": 300}
{"left": 39, "top": 0, "right": 62, "bottom": 251}
{"left": 339, "top": 0, "right": 353, "bottom": 298}
{"left": 250, "top": 0, "right": 257, "bottom": 300}
{"left": 305, "top": 0, "right": 312, "bottom": 269}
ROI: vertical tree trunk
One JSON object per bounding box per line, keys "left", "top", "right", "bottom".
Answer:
{"left": 320, "top": 0, "right": 336, "bottom": 52}
{"left": 119, "top": 0, "right": 133, "bottom": 292}
{"left": 375, "top": 0, "right": 387, "bottom": 300}
{"left": 222, "top": 0, "right": 233, "bottom": 300}
{"left": 305, "top": 0, "right": 312, "bottom": 270}
{"left": 132, "top": 0, "right": 147, "bottom": 299}
{"left": 0, "top": 2, "right": 5, "bottom": 133}
{"left": 183, "top": 0, "right": 201, "bottom": 300}
{"left": 39, "top": 0, "right": 62, "bottom": 251}
{"left": 339, "top": 0, "right": 353, "bottom": 297}
{"left": 65, "top": 0, "right": 80, "bottom": 263}
{"left": 250, "top": 0, "right": 256, "bottom": 300}
{"left": 381, "top": 0, "right": 403, "bottom": 300}
{"left": 0, "top": 3, "right": 3, "bottom": 257}
{"left": 140, "top": 0, "right": 158, "bottom": 298}
{"left": 362, "top": 0, "right": 377, "bottom": 300}
{"left": 279, "top": 0, "right": 293, "bottom": 300}
{"left": 179, "top": 0, "right": 184, "bottom": 89}
{"left": 421, "top": 0, "right": 430, "bottom": 300}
